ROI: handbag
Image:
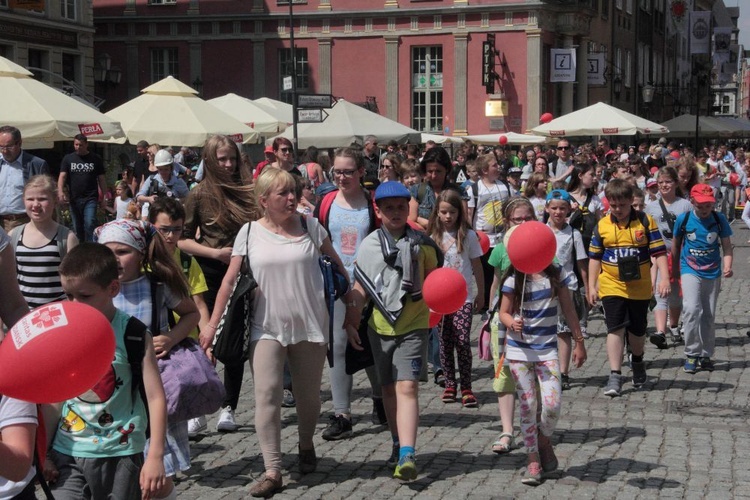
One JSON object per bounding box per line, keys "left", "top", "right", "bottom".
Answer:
{"left": 213, "top": 224, "right": 257, "bottom": 365}
{"left": 478, "top": 308, "right": 494, "bottom": 362}
{"left": 345, "top": 302, "right": 375, "bottom": 375}
{"left": 158, "top": 338, "right": 226, "bottom": 422}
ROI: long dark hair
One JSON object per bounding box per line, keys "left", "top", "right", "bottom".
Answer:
{"left": 427, "top": 189, "right": 471, "bottom": 253}
{"left": 566, "top": 162, "right": 596, "bottom": 196}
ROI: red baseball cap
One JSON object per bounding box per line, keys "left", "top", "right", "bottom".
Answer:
{"left": 264, "top": 145, "right": 274, "bottom": 154}
{"left": 690, "top": 183, "right": 715, "bottom": 204}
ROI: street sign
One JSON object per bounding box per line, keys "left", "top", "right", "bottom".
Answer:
{"left": 298, "top": 109, "right": 328, "bottom": 123}
{"left": 297, "top": 94, "right": 335, "bottom": 108}
{"left": 283, "top": 76, "right": 292, "bottom": 91}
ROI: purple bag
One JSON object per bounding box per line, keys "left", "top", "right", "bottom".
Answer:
{"left": 158, "top": 338, "right": 225, "bottom": 422}
{"left": 478, "top": 310, "right": 494, "bottom": 362}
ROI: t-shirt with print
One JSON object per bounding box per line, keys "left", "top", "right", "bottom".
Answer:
{"left": 60, "top": 151, "right": 105, "bottom": 201}
{"left": 644, "top": 196, "right": 692, "bottom": 250}
{"left": 588, "top": 209, "right": 666, "bottom": 300}
{"left": 550, "top": 224, "right": 585, "bottom": 290}
{"left": 674, "top": 210, "right": 732, "bottom": 280}
{"left": 53, "top": 309, "right": 149, "bottom": 458}
{"left": 328, "top": 201, "right": 371, "bottom": 284}
{"left": 0, "top": 395, "right": 36, "bottom": 497}
{"left": 440, "top": 229, "right": 483, "bottom": 302}
{"left": 466, "top": 180, "right": 509, "bottom": 246}
{"left": 501, "top": 268, "right": 571, "bottom": 362}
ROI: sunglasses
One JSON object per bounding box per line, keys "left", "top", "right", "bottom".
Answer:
{"left": 557, "top": 146, "right": 571, "bottom": 151}
{"left": 279, "top": 147, "right": 291, "bottom": 153}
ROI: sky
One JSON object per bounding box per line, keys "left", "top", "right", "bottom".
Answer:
{"left": 730, "top": 0, "right": 750, "bottom": 49}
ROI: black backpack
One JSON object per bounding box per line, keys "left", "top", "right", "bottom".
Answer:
{"left": 569, "top": 192, "right": 598, "bottom": 250}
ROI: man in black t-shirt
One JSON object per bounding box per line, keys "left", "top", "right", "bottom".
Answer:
{"left": 132, "top": 140, "right": 150, "bottom": 193}
{"left": 58, "top": 134, "right": 107, "bottom": 242}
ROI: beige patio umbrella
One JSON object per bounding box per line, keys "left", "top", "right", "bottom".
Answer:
{"left": 463, "top": 132, "right": 552, "bottom": 145}
{"left": 0, "top": 56, "right": 125, "bottom": 147}
{"left": 106, "top": 76, "right": 259, "bottom": 146}
{"left": 420, "top": 133, "right": 465, "bottom": 145}
{"left": 531, "top": 102, "right": 669, "bottom": 136}
{"left": 207, "top": 93, "right": 288, "bottom": 135}
{"left": 270, "top": 99, "right": 421, "bottom": 149}
{"left": 660, "top": 114, "right": 733, "bottom": 138}
{"left": 253, "top": 97, "right": 294, "bottom": 125}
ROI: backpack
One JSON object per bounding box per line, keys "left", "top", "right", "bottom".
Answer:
{"left": 314, "top": 188, "right": 380, "bottom": 234}
{"left": 676, "top": 210, "right": 722, "bottom": 237}
{"left": 465, "top": 180, "right": 510, "bottom": 224}
{"left": 11, "top": 223, "right": 71, "bottom": 259}
{"left": 568, "top": 192, "right": 598, "bottom": 250}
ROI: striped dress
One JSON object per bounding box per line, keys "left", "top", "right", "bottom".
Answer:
{"left": 15, "top": 227, "right": 65, "bottom": 309}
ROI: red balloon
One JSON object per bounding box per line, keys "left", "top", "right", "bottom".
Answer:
{"left": 476, "top": 230, "right": 491, "bottom": 254}
{"left": 730, "top": 172, "right": 741, "bottom": 187}
{"left": 540, "top": 112, "right": 554, "bottom": 124}
{"left": 0, "top": 302, "right": 116, "bottom": 403}
{"left": 498, "top": 135, "right": 508, "bottom": 145}
{"left": 506, "top": 221, "right": 557, "bottom": 274}
{"left": 428, "top": 310, "right": 443, "bottom": 328}
{"left": 422, "top": 268, "right": 468, "bottom": 315}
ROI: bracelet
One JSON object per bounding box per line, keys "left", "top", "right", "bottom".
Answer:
{"left": 573, "top": 336, "right": 585, "bottom": 343}
{"left": 207, "top": 323, "right": 218, "bottom": 330}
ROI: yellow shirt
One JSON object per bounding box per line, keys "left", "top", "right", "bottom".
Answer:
{"left": 588, "top": 210, "right": 665, "bottom": 300}
{"left": 369, "top": 244, "right": 439, "bottom": 336}
{"left": 171, "top": 247, "right": 208, "bottom": 339}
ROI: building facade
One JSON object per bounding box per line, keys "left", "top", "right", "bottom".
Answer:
{"left": 91, "top": 0, "right": 738, "bottom": 136}
{"left": 0, "top": 0, "right": 97, "bottom": 105}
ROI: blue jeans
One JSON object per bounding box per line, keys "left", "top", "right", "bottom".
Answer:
{"left": 70, "top": 198, "right": 98, "bottom": 242}
{"left": 428, "top": 327, "right": 442, "bottom": 373}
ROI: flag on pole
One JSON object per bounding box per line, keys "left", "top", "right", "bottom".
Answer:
{"left": 690, "top": 10, "right": 711, "bottom": 55}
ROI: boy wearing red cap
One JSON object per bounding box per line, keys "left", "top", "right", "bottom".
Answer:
{"left": 672, "top": 184, "right": 733, "bottom": 374}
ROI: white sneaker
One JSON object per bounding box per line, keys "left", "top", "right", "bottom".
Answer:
{"left": 187, "top": 415, "right": 207, "bottom": 437}
{"left": 216, "top": 406, "right": 238, "bottom": 432}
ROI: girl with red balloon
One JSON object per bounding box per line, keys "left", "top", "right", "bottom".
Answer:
{"left": 499, "top": 220, "right": 587, "bottom": 486}
{"left": 427, "top": 190, "right": 485, "bottom": 407}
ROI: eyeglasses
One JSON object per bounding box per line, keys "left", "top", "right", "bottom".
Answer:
{"left": 157, "top": 226, "right": 183, "bottom": 236}
{"left": 557, "top": 146, "right": 571, "bottom": 151}
{"left": 279, "top": 147, "right": 291, "bottom": 153}
{"left": 509, "top": 216, "right": 535, "bottom": 223}
{"left": 0, "top": 142, "right": 18, "bottom": 151}
{"left": 382, "top": 163, "right": 393, "bottom": 168}
{"left": 332, "top": 169, "right": 358, "bottom": 178}
{"left": 657, "top": 180, "right": 674, "bottom": 185}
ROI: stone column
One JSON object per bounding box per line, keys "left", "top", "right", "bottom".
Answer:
{"left": 385, "top": 36, "right": 399, "bottom": 121}
{"left": 526, "top": 28, "right": 542, "bottom": 128}
{"left": 318, "top": 38, "right": 332, "bottom": 94}
{"left": 189, "top": 41, "right": 201, "bottom": 94}
{"left": 125, "top": 41, "right": 138, "bottom": 99}
{"left": 576, "top": 38, "right": 588, "bottom": 109}
{"left": 253, "top": 40, "right": 265, "bottom": 98}
{"left": 561, "top": 36, "right": 574, "bottom": 114}
{"left": 453, "top": 33, "right": 468, "bottom": 135}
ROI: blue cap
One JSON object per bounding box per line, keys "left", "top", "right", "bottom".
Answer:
{"left": 315, "top": 182, "right": 337, "bottom": 197}
{"left": 546, "top": 189, "right": 572, "bottom": 204}
{"left": 374, "top": 181, "right": 412, "bottom": 201}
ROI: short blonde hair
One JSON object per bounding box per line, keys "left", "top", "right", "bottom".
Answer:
{"left": 255, "top": 168, "right": 297, "bottom": 205}
{"left": 24, "top": 175, "right": 58, "bottom": 203}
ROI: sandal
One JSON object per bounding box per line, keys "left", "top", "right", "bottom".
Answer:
{"left": 521, "top": 461, "right": 542, "bottom": 486}
{"left": 491, "top": 432, "right": 515, "bottom": 454}
{"left": 249, "top": 474, "right": 283, "bottom": 498}
{"left": 461, "top": 390, "right": 478, "bottom": 408}
{"left": 441, "top": 387, "right": 457, "bottom": 403}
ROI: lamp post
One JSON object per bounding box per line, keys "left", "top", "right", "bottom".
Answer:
{"left": 642, "top": 82, "right": 654, "bottom": 119}
{"left": 613, "top": 75, "right": 623, "bottom": 100}
{"left": 94, "top": 54, "right": 121, "bottom": 87}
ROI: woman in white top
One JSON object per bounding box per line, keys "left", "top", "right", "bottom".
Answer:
{"left": 466, "top": 153, "right": 509, "bottom": 310}
{"left": 205, "top": 168, "right": 349, "bottom": 498}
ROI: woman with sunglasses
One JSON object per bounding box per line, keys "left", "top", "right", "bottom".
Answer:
{"left": 267, "top": 138, "right": 302, "bottom": 177}
{"left": 379, "top": 153, "right": 403, "bottom": 183}
{"left": 643, "top": 166, "right": 692, "bottom": 348}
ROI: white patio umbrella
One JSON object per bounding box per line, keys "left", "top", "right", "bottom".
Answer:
{"left": 0, "top": 56, "right": 125, "bottom": 146}
{"left": 253, "top": 97, "right": 294, "bottom": 125}
{"left": 207, "top": 93, "right": 288, "bottom": 135}
{"left": 531, "top": 102, "right": 669, "bottom": 136}
{"left": 270, "top": 99, "right": 421, "bottom": 149}
{"left": 420, "top": 133, "right": 465, "bottom": 145}
{"left": 106, "top": 76, "right": 259, "bottom": 146}
{"left": 462, "top": 132, "right": 552, "bottom": 145}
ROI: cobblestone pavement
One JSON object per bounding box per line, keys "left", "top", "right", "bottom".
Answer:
{"left": 173, "top": 225, "right": 750, "bottom": 499}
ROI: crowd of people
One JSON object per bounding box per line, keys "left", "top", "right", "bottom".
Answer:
{"left": 0, "top": 125, "right": 740, "bottom": 497}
